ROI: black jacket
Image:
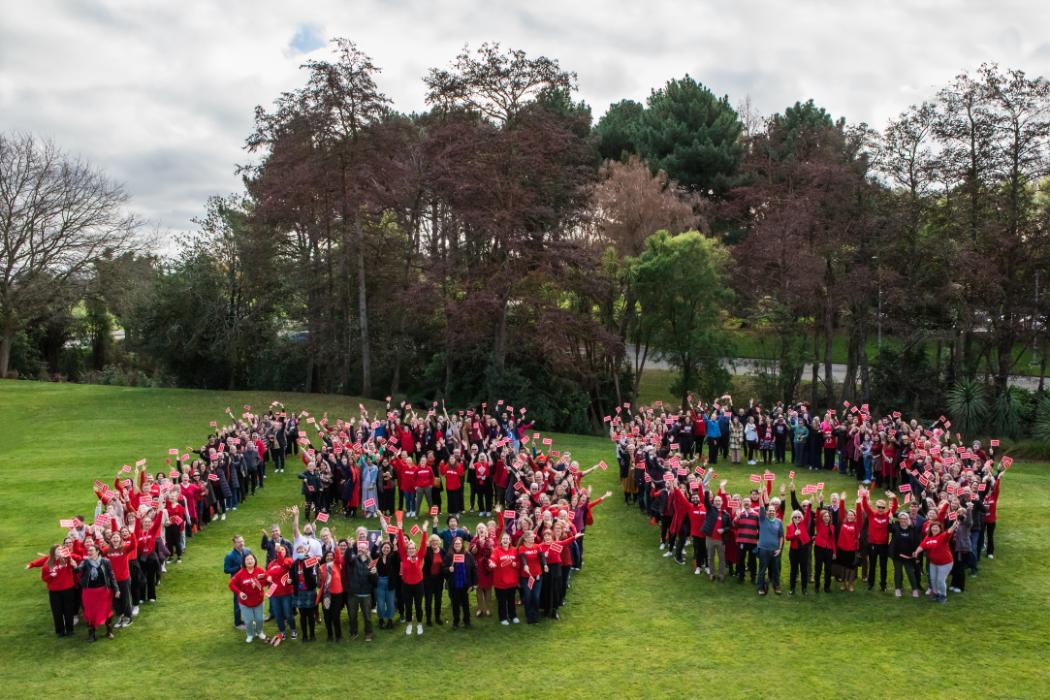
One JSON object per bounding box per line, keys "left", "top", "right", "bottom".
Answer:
{"left": 343, "top": 553, "right": 377, "bottom": 595}
{"left": 441, "top": 550, "right": 478, "bottom": 588}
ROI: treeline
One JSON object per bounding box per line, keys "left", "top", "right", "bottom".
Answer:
{"left": 2, "top": 41, "right": 1048, "bottom": 435}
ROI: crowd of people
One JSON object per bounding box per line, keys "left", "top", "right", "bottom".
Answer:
{"left": 26, "top": 401, "right": 299, "bottom": 641}
{"left": 615, "top": 395, "right": 1009, "bottom": 602}
{"left": 225, "top": 398, "right": 611, "bottom": 643}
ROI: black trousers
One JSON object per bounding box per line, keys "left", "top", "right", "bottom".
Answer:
{"left": 424, "top": 577, "right": 443, "bottom": 623}
{"left": 447, "top": 487, "right": 464, "bottom": 514}
{"left": 789, "top": 543, "right": 811, "bottom": 592}
{"left": 867, "top": 543, "right": 889, "bottom": 590}
{"left": 449, "top": 586, "right": 471, "bottom": 625}
{"left": 402, "top": 581, "right": 423, "bottom": 623}
{"left": 140, "top": 555, "right": 159, "bottom": 601}
{"left": 693, "top": 536, "right": 708, "bottom": 568}
{"left": 322, "top": 593, "right": 344, "bottom": 639}
{"left": 49, "top": 587, "right": 78, "bottom": 635}
{"left": 347, "top": 593, "right": 373, "bottom": 635}
{"left": 737, "top": 543, "right": 756, "bottom": 581}
{"left": 476, "top": 482, "right": 493, "bottom": 512}
{"left": 113, "top": 579, "right": 132, "bottom": 618}
{"left": 707, "top": 438, "right": 719, "bottom": 464}
{"left": 298, "top": 606, "right": 317, "bottom": 638}
{"left": 894, "top": 556, "right": 920, "bottom": 590}
{"left": 814, "top": 545, "right": 833, "bottom": 591}
{"left": 542, "top": 563, "right": 562, "bottom": 615}
{"left": 495, "top": 587, "right": 517, "bottom": 622}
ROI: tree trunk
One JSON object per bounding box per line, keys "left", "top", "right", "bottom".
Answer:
{"left": 355, "top": 215, "right": 372, "bottom": 397}
{"left": 810, "top": 328, "right": 819, "bottom": 407}
{"left": 0, "top": 328, "right": 12, "bottom": 378}
{"left": 823, "top": 298, "right": 835, "bottom": 407}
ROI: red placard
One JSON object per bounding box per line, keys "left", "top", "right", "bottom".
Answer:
{"left": 304, "top": 557, "right": 319, "bottom": 567}
{"left": 315, "top": 512, "right": 329, "bottom": 523}
{"left": 452, "top": 554, "right": 465, "bottom": 564}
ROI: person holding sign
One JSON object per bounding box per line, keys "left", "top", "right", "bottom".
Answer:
{"left": 228, "top": 552, "right": 267, "bottom": 643}
{"left": 443, "top": 537, "right": 477, "bottom": 629}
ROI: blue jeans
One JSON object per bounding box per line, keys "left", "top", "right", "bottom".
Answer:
{"left": 756, "top": 547, "right": 781, "bottom": 592}
{"left": 862, "top": 456, "right": 872, "bottom": 482}
{"left": 377, "top": 577, "right": 395, "bottom": 621}
{"left": 239, "top": 602, "right": 264, "bottom": 637}
{"left": 271, "top": 594, "right": 295, "bottom": 634}
{"left": 520, "top": 577, "right": 543, "bottom": 623}
{"left": 405, "top": 491, "right": 416, "bottom": 513}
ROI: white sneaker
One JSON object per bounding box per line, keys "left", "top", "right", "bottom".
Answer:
{"left": 221, "top": 513, "right": 226, "bottom": 521}
{"left": 73, "top": 615, "right": 78, "bottom": 626}
{"left": 694, "top": 567, "right": 701, "bottom": 575}
{"left": 232, "top": 506, "right": 237, "bottom": 511}
{"left": 405, "top": 623, "right": 413, "bottom": 635}
{"left": 663, "top": 551, "right": 673, "bottom": 558}
{"left": 416, "top": 623, "right": 423, "bottom": 635}
{"left": 659, "top": 543, "right": 665, "bottom": 550}
{"left": 705, "top": 567, "right": 711, "bottom": 575}
{"left": 245, "top": 635, "right": 253, "bottom": 643}
{"left": 987, "top": 554, "right": 994, "bottom": 560}
{"left": 258, "top": 632, "right": 266, "bottom": 641}
{"left": 132, "top": 606, "right": 139, "bottom": 617}
{"left": 512, "top": 617, "right": 520, "bottom": 624}
{"left": 501, "top": 619, "right": 509, "bottom": 626}
{"left": 161, "top": 563, "right": 167, "bottom": 573}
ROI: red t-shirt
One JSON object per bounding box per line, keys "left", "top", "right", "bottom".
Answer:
{"left": 920, "top": 530, "right": 953, "bottom": 566}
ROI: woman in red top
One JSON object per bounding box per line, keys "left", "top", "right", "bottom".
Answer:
{"left": 40, "top": 545, "right": 80, "bottom": 637}
{"left": 517, "top": 529, "right": 546, "bottom": 624}
{"left": 836, "top": 504, "right": 860, "bottom": 592}
{"left": 441, "top": 456, "right": 466, "bottom": 516}
{"left": 490, "top": 532, "right": 520, "bottom": 625}
{"left": 265, "top": 546, "right": 296, "bottom": 639}
{"left": 164, "top": 492, "right": 186, "bottom": 564}
{"left": 318, "top": 546, "right": 345, "bottom": 641}
{"left": 914, "top": 518, "right": 959, "bottom": 603}
{"left": 228, "top": 552, "right": 267, "bottom": 642}
{"left": 785, "top": 510, "right": 812, "bottom": 595}
{"left": 470, "top": 523, "right": 494, "bottom": 618}
{"left": 813, "top": 508, "right": 837, "bottom": 593}
{"left": 105, "top": 531, "right": 137, "bottom": 628}
{"left": 135, "top": 510, "right": 164, "bottom": 604}
{"left": 395, "top": 520, "right": 427, "bottom": 635}
{"left": 422, "top": 533, "right": 445, "bottom": 627}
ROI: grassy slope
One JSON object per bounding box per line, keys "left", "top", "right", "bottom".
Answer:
{"left": 0, "top": 380, "right": 1048, "bottom": 698}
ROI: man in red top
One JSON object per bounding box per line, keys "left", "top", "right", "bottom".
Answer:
{"left": 861, "top": 488, "right": 898, "bottom": 592}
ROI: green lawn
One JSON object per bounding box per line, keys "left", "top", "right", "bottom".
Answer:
{"left": 1, "top": 380, "right": 1048, "bottom": 698}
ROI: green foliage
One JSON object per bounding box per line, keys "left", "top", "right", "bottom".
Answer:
{"left": 871, "top": 343, "right": 943, "bottom": 416}
{"left": 1036, "top": 396, "right": 1050, "bottom": 442}
{"left": 630, "top": 230, "right": 733, "bottom": 403}
{"left": 594, "top": 99, "right": 644, "bottom": 161}
{"left": 634, "top": 76, "right": 744, "bottom": 192}
{"left": 946, "top": 380, "right": 989, "bottom": 436}
{"left": 989, "top": 388, "right": 1024, "bottom": 440}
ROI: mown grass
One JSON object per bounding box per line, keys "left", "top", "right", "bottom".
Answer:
{"left": 0, "top": 380, "right": 1048, "bottom": 698}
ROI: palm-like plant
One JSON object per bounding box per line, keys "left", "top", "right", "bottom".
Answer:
{"left": 989, "top": 388, "right": 1023, "bottom": 440}
{"left": 1034, "top": 396, "right": 1050, "bottom": 442}
{"left": 946, "top": 380, "right": 988, "bottom": 436}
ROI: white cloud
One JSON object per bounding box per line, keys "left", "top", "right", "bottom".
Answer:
{"left": 2, "top": 0, "right": 1047, "bottom": 246}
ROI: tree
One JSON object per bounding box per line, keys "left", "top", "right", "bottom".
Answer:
{"left": 0, "top": 133, "right": 138, "bottom": 377}
{"left": 594, "top": 99, "right": 644, "bottom": 161}
{"left": 630, "top": 230, "right": 733, "bottom": 406}
{"left": 634, "top": 76, "right": 744, "bottom": 193}
{"left": 581, "top": 156, "right": 697, "bottom": 403}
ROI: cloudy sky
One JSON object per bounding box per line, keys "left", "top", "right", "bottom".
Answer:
{"left": 3, "top": 0, "right": 1048, "bottom": 244}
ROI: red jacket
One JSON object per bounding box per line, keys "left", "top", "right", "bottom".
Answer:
{"left": 920, "top": 530, "right": 953, "bottom": 566}
{"left": 517, "top": 543, "right": 544, "bottom": 579}
{"left": 491, "top": 545, "right": 520, "bottom": 589}
{"left": 229, "top": 566, "right": 268, "bottom": 607}
{"left": 441, "top": 463, "right": 465, "bottom": 491}
{"left": 837, "top": 520, "right": 859, "bottom": 552}
{"left": 266, "top": 555, "right": 293, "bottom": 597}
{"left": 814, "top": 520, "right": 837, "bottom": 553}
{"left": 786, "top": 522, "right": 812, "bottom": 549}
{"left": 397, "top": 530, "right": 426, "bottom": 585}
{"left": 41, "top": 562, "right": 77, "bottom": 591}
{"left": 861, "top": 495, "right": 897, "bottom": 545}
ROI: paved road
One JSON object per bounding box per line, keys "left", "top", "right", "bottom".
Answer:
{"left": 634, "top": 350, "right": 1044, "bottom": 391}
